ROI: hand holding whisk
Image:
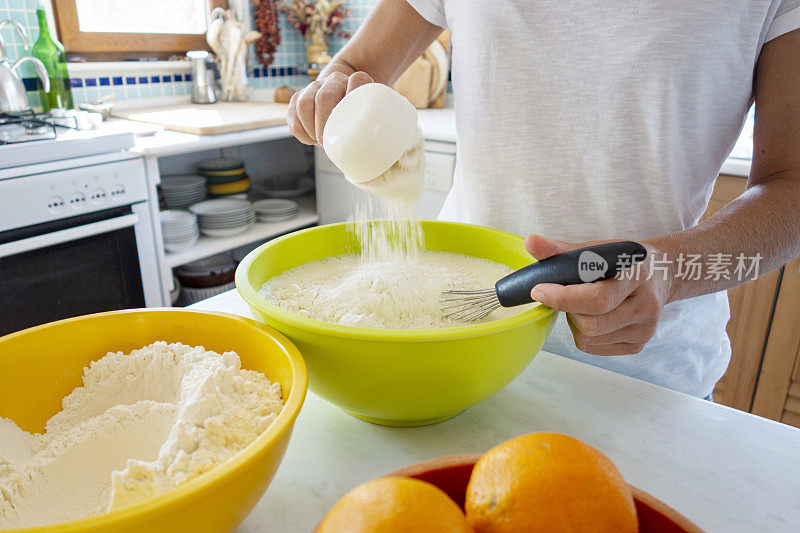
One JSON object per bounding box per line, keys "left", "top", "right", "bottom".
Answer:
{"left": 441, "top": 241, "right": 648, "bottom": 321}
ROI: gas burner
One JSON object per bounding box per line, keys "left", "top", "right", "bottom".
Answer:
{"left": 0, "top": 110, "right": 78, "bottom": 145}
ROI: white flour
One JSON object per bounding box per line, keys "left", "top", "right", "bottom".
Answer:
{"left": 0, "top": 342, "right": 283, "bottom": 529}
{"left": 259, "top": 251, "right": 524, "bottom": 329}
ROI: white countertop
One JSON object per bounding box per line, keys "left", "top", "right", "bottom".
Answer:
{"left": 416, "top": 106, "right": 458, "bottom": 143}
{"left": 719, "top": 157, "right": 751, "bottom": 178}
{"left": 720, "top": 108, "right": 755, "bottom": 177}
{"left": 97, "top": 118, "right": 293, "bottom": 158}
{"left": 99, "top": 103, "right": 457, "bottom": 158}
{"left": 109, "top": 101, "right": 750, "bottom": 177}
{"left": 190, "top": 290, "right": 800, "bottom": 533}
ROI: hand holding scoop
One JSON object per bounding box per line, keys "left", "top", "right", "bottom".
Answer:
{"left": 322, "top": 83, "right": 424, "bottom": 199}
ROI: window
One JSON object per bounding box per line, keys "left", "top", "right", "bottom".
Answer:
{"left": 53, "top": 0, "right": 227, "bottom": 60}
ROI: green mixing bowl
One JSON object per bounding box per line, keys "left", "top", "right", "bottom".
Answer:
{"left": 236, "top": 221, "right": 557, "bottom": 427}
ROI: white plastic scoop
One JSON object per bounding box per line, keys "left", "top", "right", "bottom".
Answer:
{"left": 322, "top": 83, "right": 423, "bottom": 198}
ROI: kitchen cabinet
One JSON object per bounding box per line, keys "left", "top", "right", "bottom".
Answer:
{"left": 131, "top": 125, "right": 319, "bottom": 306}
{"left": 702, "top": 175, "right": 784, "bottom": 411}
{"left": 704, "top": 174, "right": 800, "bottom": 430}
{"left": 751, "top": 254, "right": 800, "bottom": 427}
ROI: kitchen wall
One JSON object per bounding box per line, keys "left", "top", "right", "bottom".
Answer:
{"left": 1, "top": 0, "right": 380, "bottom": 108}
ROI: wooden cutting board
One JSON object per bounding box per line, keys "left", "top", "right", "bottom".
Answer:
{"left": 112, "top": 102, "right": 289, "bottom": 135}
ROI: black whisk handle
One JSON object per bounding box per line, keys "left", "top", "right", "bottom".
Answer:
{"left": 495, "top": 241, "right": 648, "bottom": 307}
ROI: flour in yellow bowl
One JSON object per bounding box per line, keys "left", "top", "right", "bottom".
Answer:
{"left": 0, "top": 342, "right": 283, "bottom": 529}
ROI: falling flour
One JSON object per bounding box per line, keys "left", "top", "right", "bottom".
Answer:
{"left": 259, "top": 252, "right": 525, "bottom": 329}
{"left": 0, "top": 342, "right": 283, "bottom": 529}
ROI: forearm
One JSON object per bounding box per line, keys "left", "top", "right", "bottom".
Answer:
{"left": 318, "top": 36, "right": 405, "bottom": 85}
{"left": 647, "top": 25, "right": 800, "bottom": 303}
{"left": 318, "top": 0, "right": 440, "bottom": 85}
{"left": 648, "top": 173, "right": 800, "bottom": 303}
{"left": 318, "top": 57, "right": 357, "bottom": 80}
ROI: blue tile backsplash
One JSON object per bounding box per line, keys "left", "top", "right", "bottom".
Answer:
{"left": 2, "top": 0, "right": 382, "bottom": 108}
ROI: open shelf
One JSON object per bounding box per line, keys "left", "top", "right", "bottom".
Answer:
{"left": 164, "top": 196, "right": 318, "bottom": 268}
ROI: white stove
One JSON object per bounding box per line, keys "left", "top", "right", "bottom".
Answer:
{"left": 0, "top": 110, "right": 160, "bottom": 335}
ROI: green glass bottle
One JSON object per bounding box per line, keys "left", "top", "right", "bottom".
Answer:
{"left": 32, "top": 2, "right": 73, "bottom": 111}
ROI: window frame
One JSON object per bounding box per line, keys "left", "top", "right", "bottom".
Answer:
{"left": 52, "top": 0, "right": 227, "bottom": 61}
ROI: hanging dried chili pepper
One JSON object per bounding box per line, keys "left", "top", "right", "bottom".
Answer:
{"left": 252, "top": 0, "right": 281, "bottom": 69}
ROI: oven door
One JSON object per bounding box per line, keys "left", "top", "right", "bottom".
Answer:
{"left": 0, "top": 202, "right": 159, "bottom": 335}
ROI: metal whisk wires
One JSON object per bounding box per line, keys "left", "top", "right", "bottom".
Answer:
{"left": 440, "top": 288, "right": 501, "bottom": 322}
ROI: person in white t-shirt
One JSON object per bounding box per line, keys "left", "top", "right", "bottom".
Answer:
{"left": 285, "top": 0, "right": 800, "bottom": 399}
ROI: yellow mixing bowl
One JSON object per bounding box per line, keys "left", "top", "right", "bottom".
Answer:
{"left": 236, "top": 221, "right": 557, "bottom": 427}
{"left": 0, "top": 309, "right": 307, "bottom": 533}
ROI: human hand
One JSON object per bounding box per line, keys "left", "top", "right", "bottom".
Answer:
{"left": 524, "top": 234, "right": 672, "bottom": 356}
{"left": 287, "top": 71, "right": 374, "bottom": 146}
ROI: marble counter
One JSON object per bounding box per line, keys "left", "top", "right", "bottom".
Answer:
{"left": 416, "top": 106, "right": 458, "bottom": 143}
{"left": 190, "top": 290, "right": 800, "bottom": 533}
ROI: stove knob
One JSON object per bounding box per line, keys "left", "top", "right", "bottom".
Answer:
{"left": 110, "top": 184, "right": 126, "bottom": 201}
{"left": 69, "top": 192, "right": 87, "bottom": 210}
{"left": 90, "top": 188, "right": 107, "bottom": 204}
{"left": 47, "top": 196, "right": 65, "bottom": 213}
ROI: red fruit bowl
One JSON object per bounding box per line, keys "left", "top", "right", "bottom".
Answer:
{"left": 388, "top": 454, "right": 702, "bottom": 533}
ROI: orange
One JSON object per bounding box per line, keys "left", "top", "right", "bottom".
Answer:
{"left": 317, "top": 476, "right": 474, "bottom": 533}
{"left": 465, "top": 433, "right": 638, "bottom": 533}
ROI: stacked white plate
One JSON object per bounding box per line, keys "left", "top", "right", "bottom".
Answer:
{"left": 189, "top": 199, "right": 255, "bottom": 237}
{"left": 160, "top": 175, "right": 207, "bottom": 209}
{"left": 253, "top": 199, "right": 300, "bottom": 222}
{"left": 160, "top": 210, "right": 199, "bottom": 252}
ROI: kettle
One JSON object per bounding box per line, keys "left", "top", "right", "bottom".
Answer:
{"left": 0, "top": 57, "right": 50, "bottom": 113}
{"left": 187, "top": 50, "right": 216, "bottom": 104}
{"left": 0, "top": 19, "right": 50, "bottom": 113}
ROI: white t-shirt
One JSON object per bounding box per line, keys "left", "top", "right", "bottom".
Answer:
{"left": 406, "top": 0, "right": 800, "bottom": 397}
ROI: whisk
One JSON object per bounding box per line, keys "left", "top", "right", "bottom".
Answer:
{"left": 441, "top": 241, "right": 648, "bottom": 321}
